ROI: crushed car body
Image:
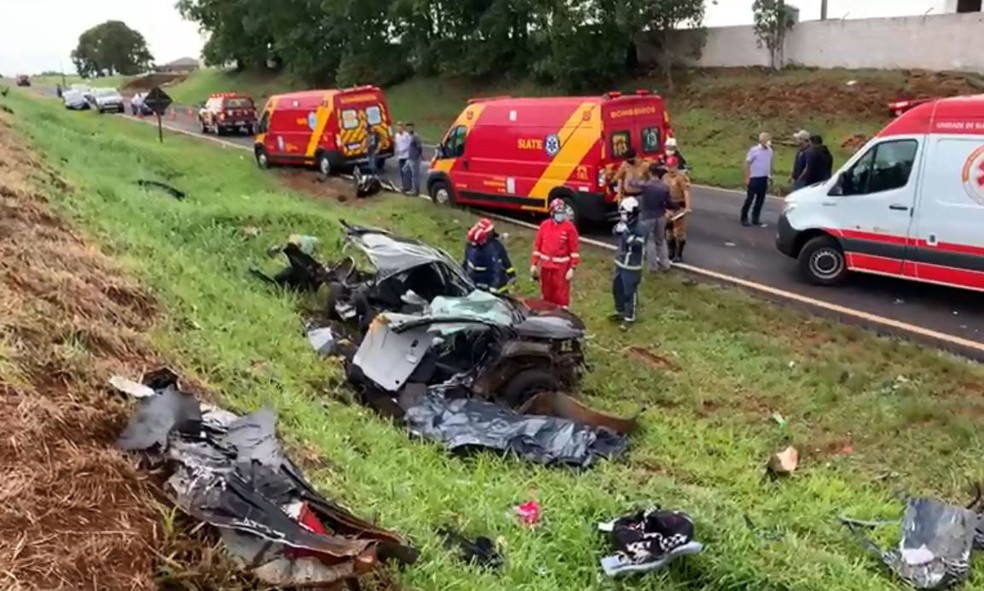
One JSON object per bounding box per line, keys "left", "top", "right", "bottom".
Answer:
{"left": 111, "top": 368, "right": 418, "bottom": 587}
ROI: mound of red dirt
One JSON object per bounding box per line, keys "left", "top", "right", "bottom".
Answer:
{"left": 676, "top": 68, "right": 984, "bottom": 120}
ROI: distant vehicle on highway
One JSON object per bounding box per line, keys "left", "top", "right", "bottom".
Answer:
{"left": 777, "top": 94, "right": 984, "bottom": 293}
{"left": 90, "top": 88, "right": 126, "bottom": 114}
{"left": 427, "top": 90, "right": 675, "bottom": 228}
{"left": 252, "top": 86, "right": 394, "bottom": 175}
{"left": 130, "top": 92, "right": 154, "bottom": 116}
{"left": 16, "top": 75, "right": 30, "bottom": 87}
{"left": 63, "top": 89, "right": 90, "bottom": 110}
{"left": 70, "top": 84, "right": 95, "bottom": 104}
{"left": 199, "top": 92, "right": 257, "bottom": 135}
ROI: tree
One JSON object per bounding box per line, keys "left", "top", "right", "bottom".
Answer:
{"left": 644, "top": 0, "right": 712, "bottom": 89}
{"left": 752, "top": 0, "right": 795, "bottom": 70}
{"left": 71, "top": 21, "right": 154, "bottom": 78}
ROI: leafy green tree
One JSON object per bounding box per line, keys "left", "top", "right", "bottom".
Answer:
{"left": 752, "top": 0, "right": 796, "bottom": 70}
{"left": 645, "top": 0, "right": 712, "bottom": 89}
{"left": 71, "top": 21, "right": 154, "bottom": 77}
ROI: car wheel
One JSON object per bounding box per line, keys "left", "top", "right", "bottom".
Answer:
{"left": 317, "top": 152, "right": 333, "bottom": 176}
{"left": 199, "top": 119, "right": 208, "bottom": 134}
{"left": 429, "top": 180, "right": 454, "bottom": 206}
{"left": 500, "top": 369, "right": 559, "bottom": 408}
{"left": 255, "top": 147, "right": 271, "bottom": 170}
{"left": 798, "top": 235, "right": 849, "bottom": 286}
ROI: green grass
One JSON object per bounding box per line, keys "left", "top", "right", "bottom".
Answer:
{"left": 6, "top": 88, "right": 984, "bottom": 590}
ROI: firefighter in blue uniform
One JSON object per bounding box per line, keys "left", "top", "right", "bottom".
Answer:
{"left": 610, "top": 197, "right": 646, "bottom": 331}
{"left": 464, "top": 218, "right": 516, "bottom": 294}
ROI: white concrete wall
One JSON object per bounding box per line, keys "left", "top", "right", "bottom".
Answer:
{"left": 641, "top": 12, "right": 984, "bottom": 72}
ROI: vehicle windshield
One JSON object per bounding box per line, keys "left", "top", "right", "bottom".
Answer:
{"left": 95, "top": 89, "right": 118, "bottom": 97}
{"left": 226, "top": 98, "right": 253, "bottom": 108}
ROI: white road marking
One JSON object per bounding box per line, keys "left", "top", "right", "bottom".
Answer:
{"left": 124, "top": 116, "right": 982, "bottom": 356}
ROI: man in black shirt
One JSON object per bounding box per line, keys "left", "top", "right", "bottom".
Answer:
{"left": 800, "top": 135, "right": 834, "bottom": 186}
{"left": 790, "top": 130, "right": 810, "bottom": 191}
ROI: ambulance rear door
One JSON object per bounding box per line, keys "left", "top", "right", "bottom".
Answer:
{"left": 334, "top": 90, "right": 392, "bottom": 160}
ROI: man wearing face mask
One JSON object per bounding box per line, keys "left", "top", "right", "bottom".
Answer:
{"left": 663, "top": 137, "right": 688, "bottom": 173}
{"left": 610, "top": 196, "right": 646, "bottom": 331}
{"left": 530, "top": 199, "right": 581, "bottom": 309}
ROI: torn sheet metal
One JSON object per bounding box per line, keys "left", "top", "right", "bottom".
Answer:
{"left": 342, "top": 220, "right": 471, "bottom": 286}
{"left": 403, "top": 392, "right": 627, "bottom": 468}
{"left": 841, "top": 497, "right": 976, "bottom": 589}
{"left": 111, "top": 370, "right": 418, "bottom": 587}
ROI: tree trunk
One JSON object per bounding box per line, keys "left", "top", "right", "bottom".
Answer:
{"left": 661, "top": 31, "right": 674, "bottom": 91}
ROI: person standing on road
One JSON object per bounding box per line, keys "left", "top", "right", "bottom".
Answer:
{"left": 790, "top": 130, "right": 811, "bottom": 191}
{"left": 405, "top": 122, "right": 424, "bottom": 196}
{"left": 741, "top": 132, "right": 774, "bottom": 227}
{"left": 610, "top": 196, "right": 646, "bottom": 331}
{"left": 800, "top": 135, "right": 834, "bottom": 187}
{"left": 394, "top": 122, "right": 412, "bottom": 193}
{"left": 365, "top": 122, "right": 381, "bottom": 175}
{"left": 530, "top": 199, "right": 580, "bottom": 309}
{"left": 665, "top": 160, "right": 693, "bottom": 263}
{"left": 627, "top": 163, "right": 673, "bottom": 272}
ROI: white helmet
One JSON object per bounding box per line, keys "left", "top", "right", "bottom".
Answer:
{"left": 619, "top": 196, "right": 640, "bottom": 216}
{"left": 665, "top": 137, "right": 678, "bottom": 148}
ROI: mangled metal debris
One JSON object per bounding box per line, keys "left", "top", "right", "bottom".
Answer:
{"left": 111, "top": 369, "right": 418, "bottom": 587}
{"left": 841, "top": 497, "right": 978, "bottom": 589}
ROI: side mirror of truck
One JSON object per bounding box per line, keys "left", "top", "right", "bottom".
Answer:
{"left": 436, "top": 144, "right": 447, "bottom": 159}
{"left": 828, "top": 174, "right": 844, "bottom": 197}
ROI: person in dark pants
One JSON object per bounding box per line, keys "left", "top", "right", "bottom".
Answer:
{"left": 741, "top": 132, "right": 774, "bottom": 227}
{"left": 609, "top": 197, "right": 646, "bottom": 331}
{"left": 365, "top": 122, "right": 380, "bottom": 175}
{"left": 790, "top": 130, "right": 810, "bottom": 191}
{"left": 801, "top": 135, "right": 834, "bottom": 186}
{"left": 405, "top": 123, "right": 423, "bottom": 196}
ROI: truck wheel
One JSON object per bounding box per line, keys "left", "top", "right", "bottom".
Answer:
{"left": 199, "top": 119, "right": 208, "bottom": 134}
{"left": 429, "top": 180, "right": 454, "bottom": 207}
{"left": 500, "top": 369, "right": 559, "bottom": 409}
{"left": 798, "top": 235, "right": 849, "bottom": 286}
{"left": 317, "top": 152, "right": 333, "bottom": 176}
{"left": 255, "top": 147, "right": 271, "bottom": 170}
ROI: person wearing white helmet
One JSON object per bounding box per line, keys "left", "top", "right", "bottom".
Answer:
{"left": 610, "top": 196, "right": 647, "bottom": 331}
{"left": 663, "top": 137, "right": 688, "bottom": 173}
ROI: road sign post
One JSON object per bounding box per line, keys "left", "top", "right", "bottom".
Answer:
{"left": 143, "top": 87, "right": 173, "bottom": 143}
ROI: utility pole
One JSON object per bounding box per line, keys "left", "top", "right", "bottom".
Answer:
{"left": 820, "top": 0, "right": 828, "bottom": 20}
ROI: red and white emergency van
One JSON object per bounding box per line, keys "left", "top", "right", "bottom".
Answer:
{"left": 427, "top": 91, "right": 675, "bottom": 227}
{"left": 253, "top": 86, "right": 394, "bottom": 175}
{"left": 777, "top": 94, "right": 984, "bottom": 293}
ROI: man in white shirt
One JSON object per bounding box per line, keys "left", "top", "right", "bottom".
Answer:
{"left": 394, "top": 122, "right": 412, "bottom": 193}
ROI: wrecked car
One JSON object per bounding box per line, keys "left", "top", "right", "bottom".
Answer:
{"left": 258, "top": 221, "right": 588, "bottom": 406}
{"left": 348, "top": 290, "right": 585, "bottom": 408}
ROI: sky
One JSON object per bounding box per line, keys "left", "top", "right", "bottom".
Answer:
{"left": 0, "top": 0, "right": 949, "bottom": 75}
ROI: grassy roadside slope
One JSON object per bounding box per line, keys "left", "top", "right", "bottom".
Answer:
{"left": 6, "top": 88, "right": 984, "bottom": 590}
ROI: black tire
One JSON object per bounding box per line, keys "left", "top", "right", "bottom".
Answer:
{"left": 255, "top": 146, "right": 271, "bottom": 170}
{"left": 429, "top": 179, "right": 454, "bottom": 207}
{"left": 500, "top": 369, "right": 559, "bottom": 408}
{"left": 798, "top": 235, "right": 849, "bottom": 286}
{"left": 317, "top": 152, "right": 333, "bottom": 176}
{"left": 199, "top": 118, "right": 208, "bottom": 134}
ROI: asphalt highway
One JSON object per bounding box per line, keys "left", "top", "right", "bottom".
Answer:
{"left": 20, "top": 86, "right": 984, "bottom": 357}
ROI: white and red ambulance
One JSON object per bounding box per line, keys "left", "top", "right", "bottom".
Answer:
{"left": 777, "top": 95, "right": 984, "bottom": 293}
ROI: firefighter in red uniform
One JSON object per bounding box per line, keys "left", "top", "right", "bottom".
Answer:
{"left": 530, "top": 199, "right": 581, "bottom": 308}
